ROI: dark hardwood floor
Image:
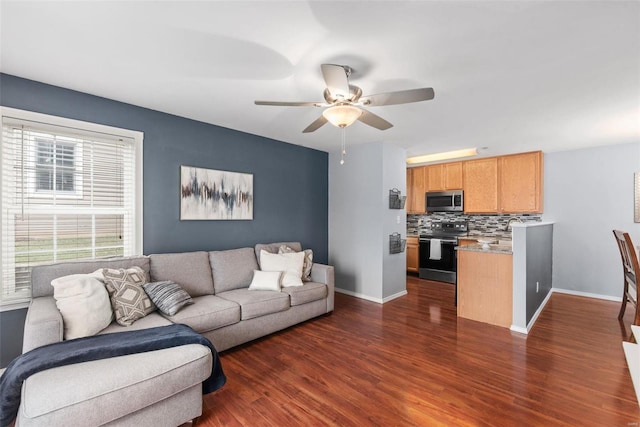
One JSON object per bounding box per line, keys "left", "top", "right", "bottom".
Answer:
{"left": 199, "top": 276, "right": 640, "bottom": 426}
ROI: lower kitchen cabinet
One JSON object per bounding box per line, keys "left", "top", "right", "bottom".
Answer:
{"left": 457, "top": 249, "right": 513, "bottom": 328}
{"left": 406, "top": 236, "right": 419, "bottom": 273}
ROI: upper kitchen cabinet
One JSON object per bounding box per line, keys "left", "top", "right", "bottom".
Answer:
{"left": 407, "top": 166, "right": 426, "bottom": 213}
{"left": 443, "top": 162, "right": 463, "bottom": 190}
{"left": 424, "top": 163, "right": 463, "bottom": 192}
{"left": 499, "top": 151, "right": 543, "bottom": 213}
{"left": 463, "top": 158, "right": 499, "bottom": 213}
{"left": 425, "top": 164, "right": 443, "bottom": 191}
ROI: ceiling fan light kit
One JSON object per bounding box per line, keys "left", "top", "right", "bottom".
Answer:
{"left": 322, "top": 105, "right": 362, "bottom": 128}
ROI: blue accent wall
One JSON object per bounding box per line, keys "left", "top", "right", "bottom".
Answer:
{"left": 0, "top": 73, "right": 328, "bottom": 366}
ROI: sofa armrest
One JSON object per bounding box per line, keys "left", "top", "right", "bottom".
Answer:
{"left": 22, "top": 296, "right": 63, "bottom": 353}
{"left": 310, "top": 263, "right": 335, "bottom": 313}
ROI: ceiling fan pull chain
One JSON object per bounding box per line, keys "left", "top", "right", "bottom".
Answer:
{"left": 340, "top": 127, "right": 347, "bottom": 165}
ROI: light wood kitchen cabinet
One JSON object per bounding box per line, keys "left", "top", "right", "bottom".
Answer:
{"left": 425, "top": 164, "right": 443, "bottom": 191}
{"left": 499, "top": 151, "right": 543, "bottom": 213}
{"left": 406, "top": 236, "right": 419, "bottom": 273}
{"left": 443, "top": 162, "right": 463, "bottom": 190}
{"left": 409, "top": 166, "right": 426, "bottom": 213}
{"left": 406, "top": 168, "right": 414, "bottom": 213}
{"left": 462, "top": 158, "right": 499, "bottom": 213}
{"left": 424, "top": 162, "right": 463, "bottom": 192}
{"left": 457, "top": 250, "right": 513, "bottom": 328}
{"left": 457, "top": 237, "right": 478, "bottom": 247}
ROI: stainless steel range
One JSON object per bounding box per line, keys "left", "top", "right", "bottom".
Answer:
{"left": 419, "top": 220, "right": 468, "bottom": 284}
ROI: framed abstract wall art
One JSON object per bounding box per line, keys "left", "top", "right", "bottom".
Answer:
{"left": 180, "top": 165, "right": 253, "bottom": 220}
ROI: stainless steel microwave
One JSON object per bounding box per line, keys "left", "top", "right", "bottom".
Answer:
{"left": 425, "top": 190, "right": 463, "bottom": 212}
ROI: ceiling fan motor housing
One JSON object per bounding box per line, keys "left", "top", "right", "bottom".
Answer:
{"left": 323, "top": 85, "right": 362, "bottom": 104}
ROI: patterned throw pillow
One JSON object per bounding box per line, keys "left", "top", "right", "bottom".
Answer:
{"left": 143, "top": 281, "right": 194, "bottom": 316}
{"left": 102, "top": 267, "right": 155, "bottom": 326}
{"left": 278, "top": 245, "right": 313, "bottom": 281}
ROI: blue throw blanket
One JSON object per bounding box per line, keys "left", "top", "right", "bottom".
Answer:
{"left": 0, "top": 324, "right": 226, "bottom": 427}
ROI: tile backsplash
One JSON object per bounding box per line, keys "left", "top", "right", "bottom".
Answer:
{"left": 407, "top": 212, "right": 542, "bottom": 238}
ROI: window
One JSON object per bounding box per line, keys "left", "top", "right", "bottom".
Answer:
{"left": 1, "top": 108, "right": 143, "bottom": 309}
{"left": 34, "top": 137, "right": 82, "bottom": 195}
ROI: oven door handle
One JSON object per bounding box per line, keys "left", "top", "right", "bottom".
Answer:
{"left": 420, "top": 238, "right": 458, "bottom": 244}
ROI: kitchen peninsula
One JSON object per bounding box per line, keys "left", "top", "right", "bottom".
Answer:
{"left": 456, "top": 221, "right": 554, "bottom": 333}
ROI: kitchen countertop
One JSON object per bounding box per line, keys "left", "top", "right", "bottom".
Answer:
{"left": 456, "top": 243, "right": 513, "bottom": 254}
{"left": 466, "top": 233, "right": 513, "bottom": 240}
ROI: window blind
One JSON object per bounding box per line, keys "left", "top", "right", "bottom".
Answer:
{"left": 1, "top": 115, "right": 139, "bottom": 307}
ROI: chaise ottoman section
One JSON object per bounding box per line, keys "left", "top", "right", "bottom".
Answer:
{"left": 161, "top": 295, "right": 241, "bottom": 333}
{"left": 281, "top": 282, "right": 328, "bottom": 306}
{"left": 217, "top": 289, "right": 290, "bottom": 320}
{"left": 17, "top": 344, "right": 212, "bottom": 427}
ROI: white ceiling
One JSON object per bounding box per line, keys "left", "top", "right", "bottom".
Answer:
{"left": 1, "top": 1, "right": 639, "bottom": 161}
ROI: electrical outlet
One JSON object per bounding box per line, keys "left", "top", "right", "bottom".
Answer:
{"left": 536, "top": 281, "right": 539, "bottom": 293}
{"left": 396, "top": 215, "right": 400, "bottom": 224}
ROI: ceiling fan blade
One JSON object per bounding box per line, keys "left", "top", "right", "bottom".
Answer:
{"left": 255, "top": 100, "right": 326, "bottom": 107}
{"left": 358, "top": 109, "right": 393, "bottom": 130}
{"left": 321, "top": 64, "right": 350, "bottom": 100}
{"left": 360, "top": 87, "right": 435, "bottom": 107}
{"left": 302, "top": 116, "right": 328, "bottom": 133}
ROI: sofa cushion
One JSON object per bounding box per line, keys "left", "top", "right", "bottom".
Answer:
{"left": 31, "top": 256, "right": 150, "bottom": 298}
{"left": 217, "top": 289, "right": 290, "bottom": 320}
{"left": 103, "top": 267, "right": 155, "bottom": 326}
{"left": 254, "top": 242, "right": 302, "bottom": 266}
{"left": 99, "top": 312, "right": 172, "bottom": 335}
{"left": 143, "top": 281, "right": 194, "bottom": 316}
{"left": 149, "top": 251, "right": 214, "bottom": 297}
{"left": 281, "top": 282, "right": 328, "bottom": 306}
{"left": 51, "top": 272, "right": 113, "bottom": 340}
{"left": 18, "top": 344, "right": 212, "bottom": 426}
{"left": 161, "top": 295, "right": 240, "bottom": 333}
{"left": 209, "top": 247, "right": 258, "bottom": 293}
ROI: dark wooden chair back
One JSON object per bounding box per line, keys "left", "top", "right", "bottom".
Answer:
{"left": 613, "top": 230, "right": 640, "bottom": 339}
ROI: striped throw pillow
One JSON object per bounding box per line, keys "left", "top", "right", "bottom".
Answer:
{"left": 143, "top": 281, "right": 194, "bottom": 316}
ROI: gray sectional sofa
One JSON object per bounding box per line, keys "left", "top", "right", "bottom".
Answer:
{"left": 15, "top": 242, "right": 334, "bottom": 426}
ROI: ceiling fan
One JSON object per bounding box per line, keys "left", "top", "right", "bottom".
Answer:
{"left": 255, "top": 64, "right": 435, "bottom": 133}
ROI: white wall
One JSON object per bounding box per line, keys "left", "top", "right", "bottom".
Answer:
{"left": 328, "top": 141, "right": 407, "bottom": 302}
{"left": 543, "top": 142, "right": 640, "bottom": 298}
{"left": 381, "top": 143, "right": 409, "bottom": 299}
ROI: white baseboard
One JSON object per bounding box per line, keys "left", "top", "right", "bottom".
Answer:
{"left": 334, "top": 288, "right": 407, "bottom": 304}
{"left": 510, "top": 325, "right": 528, "bottom": 334}
{"left": 552, "top": 288, "right": 622, "bottom": 302}
{"left": 527, "top": 289, "right": 553, "bottom": 330}
{"left": 383, "top": 290, "right": 408, "bottom": 303}
{"left": 510, "top": 289, "right": 553, "bottom": 335}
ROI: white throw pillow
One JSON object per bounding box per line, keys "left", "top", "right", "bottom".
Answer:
{"left": 51, "top": 271, "right": 113, "bottom": 340}
{"left": 259, "top": 250, "right": 305, "bottom": 287}
{"left": 248, "top": 270, "right": 282, "bottom": 292}
{"left": 278, "top": 245, "right": 314, "bottom": 281}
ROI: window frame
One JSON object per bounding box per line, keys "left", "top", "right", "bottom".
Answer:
{"left": 0, "top": 107, "right": 144, "bottom": 311}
